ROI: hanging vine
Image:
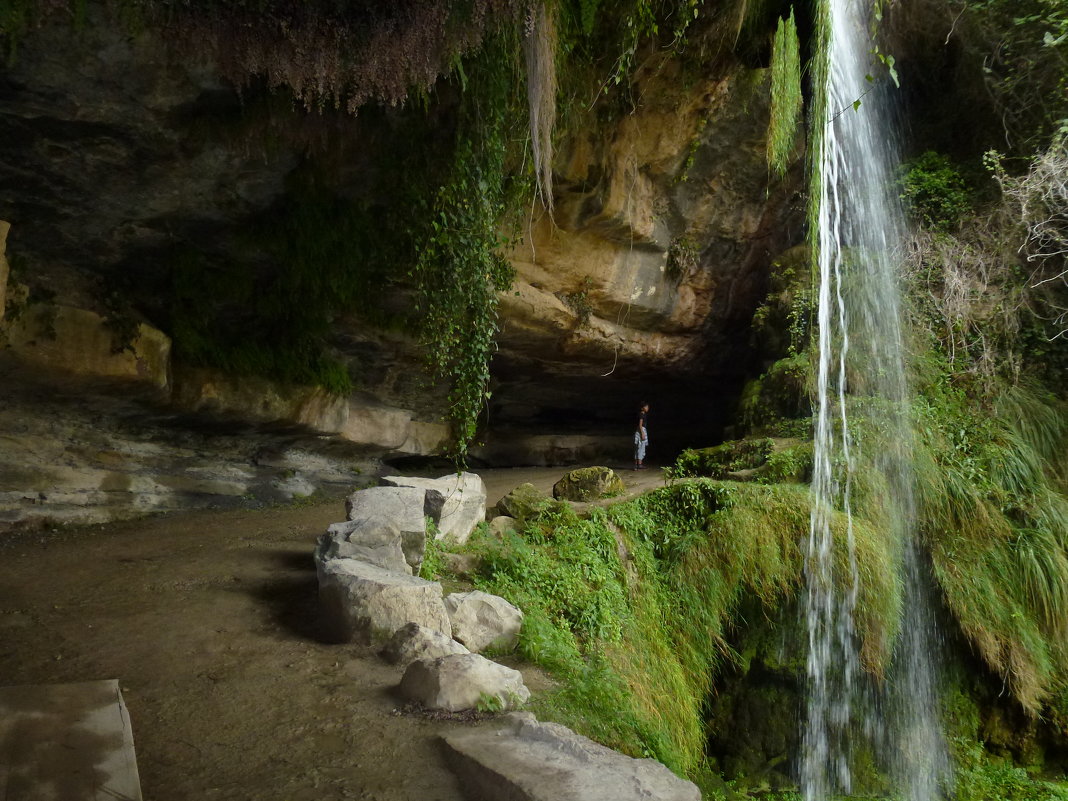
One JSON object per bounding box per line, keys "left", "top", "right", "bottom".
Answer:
{"left": 410, "top": 33, "right": 525, "bottom": 460}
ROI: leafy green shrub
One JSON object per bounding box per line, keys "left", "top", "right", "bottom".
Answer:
{"left": 670, "top": 438, "right": 775, "bottom": 480}
{"left": 953, "top": 737, "right": 1068, "bottom": 801}
{"left": 898, "top": 151, "right": 972, "bottom": 231}
{"left": 758, "top": 441, "right": 814, "bottom": 484}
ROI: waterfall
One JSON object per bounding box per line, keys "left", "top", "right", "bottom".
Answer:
{"left": 802, "top": 0, "right": 951, "bottom": 799}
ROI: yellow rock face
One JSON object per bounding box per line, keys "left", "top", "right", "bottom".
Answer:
{"left": 172, "top": 365, "right": 447, "bottom": 455}
{"left": 501, "top": 65, "right": 778, "bottom": 377}
{"left": 3, "top": 303, "right": 171, "bottom": 390}
{"left": 0, "top": 220, "right": 10, "bottom": 325}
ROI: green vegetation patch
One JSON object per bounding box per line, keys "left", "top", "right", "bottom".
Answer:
{"left": 898, "top": 151, "right": 973, "bottom": 232}
{"left": 913, "top": 382, "right": 1068, "bottom": 713}
{"left": 670, "top": 438, "right": 775, "bottom": 479}
{"left": 465, "top": 478, "right": 899, "bottom": 782}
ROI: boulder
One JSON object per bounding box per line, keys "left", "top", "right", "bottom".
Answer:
{"left": 315, "top": 517, "right": 410, "bottom": 575}
{"left": 380, "top": 622, "right": 469, "bottom": 666}
{"left": 495, "top": 483, "right": 552, "bottom": 520}
{"left": 552, "top": 467, "right": 625, "bottom": 502}
{"left": 441, "top": 712, "right": 701, "bottom": 801}
{"left": 381, "top": 472, "right": 486, "bottom": 545}
{"left": 345, "top": 486, "right": 442, "bottom": 574}
{"left": 316, "top": 558, "right": 451, "bottom": 645}
{"left": 488, "top": 516, "right": 519, "bottom": 540}
{"left": 443, "top": 551, "right": 481, "bottom": 579}
{"left": 444, "top": 591, "right": 523, "bottom": 653}
{"left": 398, "top": 653, "right": 530, "bottom": 712}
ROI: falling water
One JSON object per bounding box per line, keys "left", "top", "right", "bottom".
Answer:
{"left": 802, "top": 0, "right": 950, "bottom": 799}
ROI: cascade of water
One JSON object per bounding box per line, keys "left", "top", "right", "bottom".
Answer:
{"left": 802, "top": 0, "right": 950, "bottom": 799}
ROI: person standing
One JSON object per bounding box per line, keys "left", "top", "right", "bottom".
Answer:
{"left": 634, "top": 401, "right": 650, "bottom": 470}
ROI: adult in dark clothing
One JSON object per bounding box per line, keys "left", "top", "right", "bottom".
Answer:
{"left": 634, "top": 401, "right": 650, "bottom": 470}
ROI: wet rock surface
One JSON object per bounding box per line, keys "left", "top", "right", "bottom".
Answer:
{"left": 0, "top": 377, "right": 377, "bottom": 531}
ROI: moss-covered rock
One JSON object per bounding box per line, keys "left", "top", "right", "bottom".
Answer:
{"left": 671, "top": 437, "right": 813, "bottom": 484}
{"left": 552, "top": 466, "right": 625, "bottom": 501}
{"left": 672, "top": 438, "right": 774, "bottom": 479}
{"left": 495, "top": 483, "right": 553, "bottom": 520}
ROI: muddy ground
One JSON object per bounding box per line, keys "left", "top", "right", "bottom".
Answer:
{"left": 0, "top": 466, "right": 666, "bottom": 800}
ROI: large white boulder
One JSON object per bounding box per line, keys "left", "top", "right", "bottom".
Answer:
{"left": 381, "top": 472, "right": 486, "bottom": 545}
{"left": 444, "top": 590, "right": 523, "bottom": 653}
{"left": 380, "top": 622, "right": 470, "bottom": 666}
{"left": 441, "top": 712, "right": 701, "bottom": 801}
{"left": 345, "top": 486, "right": 442, "bottom": 573}
{"left": 315, "top": 517, "right": 410, "bottom": 575}
{"left": 398, "top": 653, "right": 530, "bottom": 712}
{"left": 317, "top": 558, "right": 451, "bottom": 645}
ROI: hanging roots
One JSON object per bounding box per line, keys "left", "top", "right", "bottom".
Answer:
{"left": 523, "top": 0, "right": 558, "bottom": 214}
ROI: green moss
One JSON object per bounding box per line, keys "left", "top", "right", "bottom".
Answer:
{"left": 738, "top": 355, "right": 811, "bottom": 434}
{"left": 908, "top": 380, "right": 1068, "bottom": 713}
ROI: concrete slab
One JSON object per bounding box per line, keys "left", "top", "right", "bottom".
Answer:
{"left": 0, "top": 679, "right": 142, "bottom": 801}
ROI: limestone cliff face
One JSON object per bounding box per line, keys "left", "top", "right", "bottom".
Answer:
{"left": 0, "top": 14, "right": 803, "bottom": 527}
{"left": 503, "top": 66, "right": 787, "bottom": 375}
{"left": 492, "top": 63, "right": 801, "bottom": 440}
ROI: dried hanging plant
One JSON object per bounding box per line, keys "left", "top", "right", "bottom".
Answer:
{"left": 522, "top": 0, "right": 558, "bottom": 213}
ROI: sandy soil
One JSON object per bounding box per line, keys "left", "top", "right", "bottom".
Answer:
{"left": 0, "top": 465, "right": 667, "bottom": 800}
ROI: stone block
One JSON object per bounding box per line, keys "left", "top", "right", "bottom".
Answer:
{"left": 380, "top": 622, "right": 469, "bottom": 666}
{"left": 380, "top": 472, "right": 486, "bottom": 545}
{"left": 444, "top": 590, "right": 523, "bottom": 653}
{"left": 398, "top": 653, "right": 529, "bottom": 712}
{"left": 317, "top": 558, "right": 451, "bottom": 645}
{"left": 315, "top": 517, "right": 410, "bottom": 575}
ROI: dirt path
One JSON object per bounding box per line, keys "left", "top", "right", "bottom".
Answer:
{"left": 0, "top": 466, "right": 667, "bottom": 800}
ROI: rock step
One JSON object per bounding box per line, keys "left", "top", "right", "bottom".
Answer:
{"left": 380, "top": 472, "right": 486, "bottom": 545}
{"left": 381, "top": 622, "right": 469, "bottom": 666}
{"left": 441, "top": 712, "right": 700, "bottom": 801}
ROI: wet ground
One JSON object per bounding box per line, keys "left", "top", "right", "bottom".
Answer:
{"left": 0, "top": 465, "right": 666, "bottom": 800}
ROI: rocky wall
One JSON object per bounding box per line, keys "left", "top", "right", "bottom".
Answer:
{"left": 0, "top": 12, "right": 804, "bottom": 521}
